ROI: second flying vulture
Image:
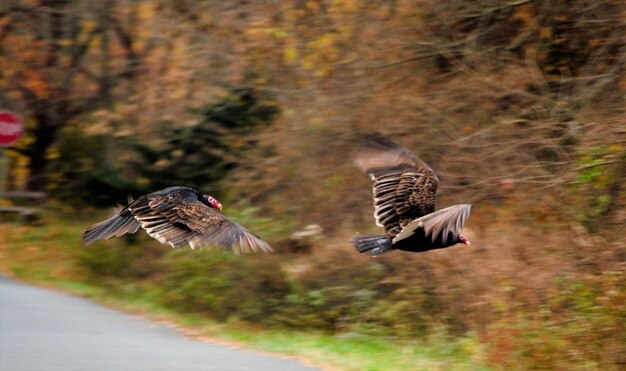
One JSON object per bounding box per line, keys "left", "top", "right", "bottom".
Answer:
{"left": 352, "top": 134, "right": 471, "bottom": 255}
{"left": 83, "top": 186, "right": 272, "bottom": 254}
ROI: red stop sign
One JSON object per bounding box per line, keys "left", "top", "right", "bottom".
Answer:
{"left": 0, "top": 111, "right": 23, "bottom": 147}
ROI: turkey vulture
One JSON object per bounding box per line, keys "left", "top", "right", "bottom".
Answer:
{"left": 351, "top": 134, "right": 471, "bottom": 255}
{"left": 82, "top": 186, "right": 272, "bottom": 254}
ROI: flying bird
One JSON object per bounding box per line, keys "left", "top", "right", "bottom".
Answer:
{"left": 351, "top": 134, "right": 471, "bottom": 255}
{"left": 83, "top": 186, "right": 272, "bottom": 254}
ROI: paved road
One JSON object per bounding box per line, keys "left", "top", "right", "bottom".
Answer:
{"left": 0, "top": 276, "right": 317, "bottom": 371}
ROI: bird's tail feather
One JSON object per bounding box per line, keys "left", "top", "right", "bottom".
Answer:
{"left": 351, "top": 234, "right": 393, "bottom": 256}
{"left": 82, "top": 209, "right": 141, "bottom": 245}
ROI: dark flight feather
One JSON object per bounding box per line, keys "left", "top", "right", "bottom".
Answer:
{"left": 355, "top": 133, "right": 439, "bottom": 236}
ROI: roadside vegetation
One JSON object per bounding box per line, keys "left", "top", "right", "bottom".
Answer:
{"left": 0, "top": 207, "right": 486, "bottom": 371}
{"left": 1, "top": 0, "right": 624, "bottom": 369}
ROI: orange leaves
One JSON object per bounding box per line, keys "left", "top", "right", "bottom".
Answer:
{"left": 511, "top": 2, "right": 536, "bottom": 25}
{"left": 21, "top": 70, "right": 50, "bottom": 99}
{"left": 539, "top": 26, "right": 552, "bottom": 40}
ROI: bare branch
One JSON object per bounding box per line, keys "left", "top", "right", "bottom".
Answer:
{"left": 576, "top": 160, "right": 618, "bottom": 172}
{"left": 108, "top": 15, "right": 140, "bottom": 78}
{"left": 463, "top": 0, "right": 536, "bottom": 20}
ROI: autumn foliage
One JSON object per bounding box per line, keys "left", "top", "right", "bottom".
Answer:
{"left": 1, "top": 0, "right": 625, "bottom": 369}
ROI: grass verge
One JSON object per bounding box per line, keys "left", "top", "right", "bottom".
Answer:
{"left": 0, "top": 208, "right": 487, "bottom": 371}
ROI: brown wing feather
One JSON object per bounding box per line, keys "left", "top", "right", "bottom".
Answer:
{"left": 356, "top": 134, "right": 439, "bottom": 236}
{"left": 129, "top": 194, "right": 271, "bottom": 253}
{"left": 127, "top": 193, "right": 195, "bottom": 248}
{"left": 173, "top": 200, "right": 272, "bottom": 254}
{"left": 82, "top": 207, "right": 141, "bottom": 245}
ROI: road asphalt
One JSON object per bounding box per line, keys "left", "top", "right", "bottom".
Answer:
{"left": 0, "top": 276, "right": 318, "bottom": 371}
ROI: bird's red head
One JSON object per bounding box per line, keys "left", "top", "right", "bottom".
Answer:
{"left": 204, "top": 195, "right": 223, "bottom": 210}
{"left": 458, "top": 234, "right": 470, "bottom": 246}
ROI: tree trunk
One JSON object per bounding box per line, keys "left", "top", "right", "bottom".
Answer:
{"left": 4, "top": 1, "right": 139, "bottom": 192}
{"left": 24, "top": 2, "right": 65, "bottom": 192}
{"left": 25, "top": 113, "right": 59, "bottom": 192}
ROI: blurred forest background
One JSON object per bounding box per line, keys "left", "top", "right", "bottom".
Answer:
{"left": 1, "top": 0, "right": 625, "bottom": 369}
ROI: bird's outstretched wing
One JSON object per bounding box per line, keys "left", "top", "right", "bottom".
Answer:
{"left": 83, "top": 189, "right": 272, "bottom": 254}
{"left": 82, "top": 207, "right": 141, "bottom": 245}
{"left": 392, "top": 204, "right": 471, "bottom": 246}
{"left": 355, "top": 134, "right": 439, "bottom": 236}
{"left": 128, "top": 193, "right": 272, "bottom": 254}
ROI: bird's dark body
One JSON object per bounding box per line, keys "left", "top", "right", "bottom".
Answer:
{"left": 120, "top": 187, "right": 202, "bottom": 219}
{"left": 351, "top": 227, "right": 462, "bottom": 256}
{"left": 392, "top": 228, "right": 458, "bottom": 253}
{"left": 152, "top": 186, "right": 202, "bottom": 199}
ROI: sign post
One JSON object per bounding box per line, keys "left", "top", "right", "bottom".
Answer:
{"left": 0, "top": 111, "right": 24, "bottom": 194}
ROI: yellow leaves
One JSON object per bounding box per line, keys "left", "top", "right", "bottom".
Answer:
{"left": 608, "top": 144, "right": 623, "bottom": 154}
{"left": 297, "top": 32, "right": 342, "bottom": 76}
{"left": 304, "top": 0, "right": 322, "bottom": 13}
{"left": 58, "top": 39, "right": 73, "bottom": 47}
{"left": 284, "top": 47, "right": 299, "bottom": 63}
{"left": 137, "top": 2, "right": 155, "bottom": 19}
{"left": 6, "top": 131, "right": 31, "bottom": 190}
{"left": 246, "top": 19, "right": 272, "bottom": 37}
{"left": 81, "top": 19, "right": 98, "bottom": 33}
{"left": 153, "top": 158, "right": 171, "bottom": 170}
{"left": 135, "top": 177, "right": 150, "bottom": 187}
{"left": 308, "top": 116, "right": 323, "bottom": 127}
{"left": 270, "top": 28, "right": 288, "bottom": 39}
{"left": 241, "top": 0, "right": 361, "bottom": 78}
{"left": 48, "top": 149, "right": 61, "bottom": 161}
{"left": 301, "top": 58, "right": 316, "bottom": 71}
{"left": 337, "top": 23, "right": 354, "bottom": 39}
{"left": 310, "top": 33, "right": 336, "bottom": 50}
{"left": 313, "top": 66, "right": 330, "bottom": 78}
{"left": 329, "top": 0, "right": 361, "bottom": 15}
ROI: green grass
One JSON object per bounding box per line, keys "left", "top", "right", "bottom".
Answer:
{"left": 0, "top": 208, "right": 487, "bottom": 371}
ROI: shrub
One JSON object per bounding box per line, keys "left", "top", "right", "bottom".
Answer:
{"left": 75, "top": 236, "right": 167, "bottom": 282}
{"left": 484, "top": 272, "right": 626, "bottom": 370}
{"left": 158, "top": 250, "right": 289, "bottom": 323}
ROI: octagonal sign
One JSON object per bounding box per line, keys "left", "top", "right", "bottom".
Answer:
{"left": 0, "top": 111, "right": 23, "bottom": 147}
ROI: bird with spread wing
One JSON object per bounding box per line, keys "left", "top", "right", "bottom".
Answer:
{"left": 83, "top": 186, "right": 272, "bottom": 254}
{"left": 351, "top": 134, "right": 471, "bottom": 255}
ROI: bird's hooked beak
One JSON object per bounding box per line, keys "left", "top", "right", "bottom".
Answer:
{"left": 205, "top": 195, "right": 223, "bottom": 210}
{"left": 460, "top": 234, "right": 470, "bottom": 246}
{"left": 212, "top": 199, "right": 223, "bottom": 211}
